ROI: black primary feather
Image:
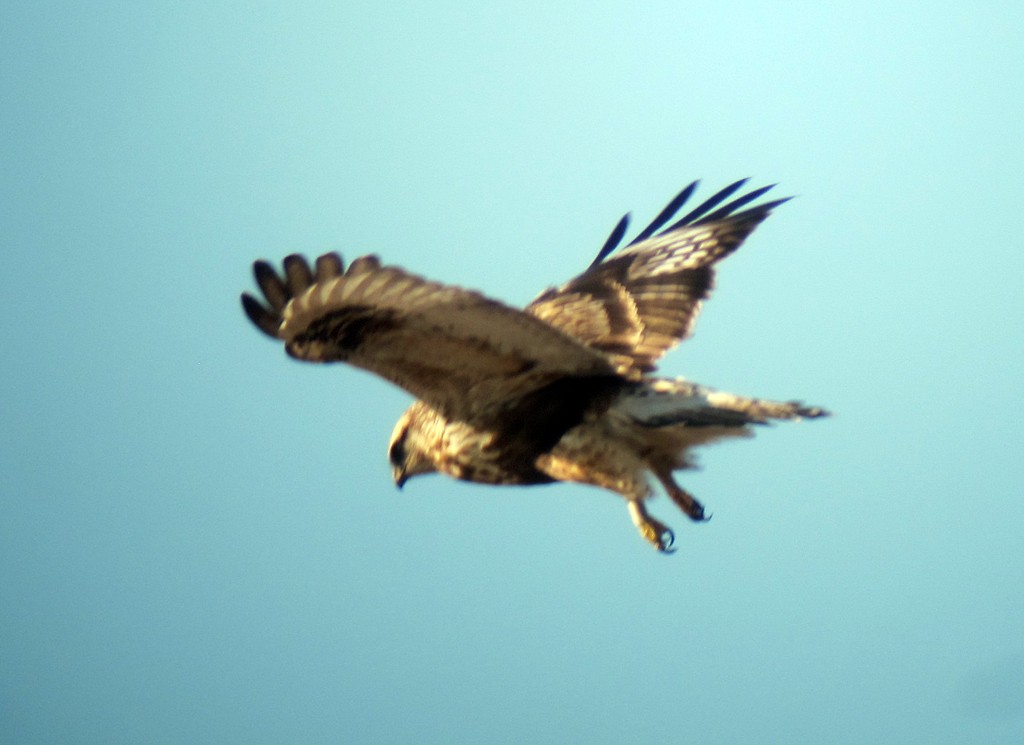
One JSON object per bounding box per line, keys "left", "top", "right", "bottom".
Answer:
{"left": 315, "top": 252, "right": 344, "bottom": 281}
{"left": 241, "top": 293, "right": 281, "bottom": 338}
{"left": 588, "top": 213, "right": 631, "bottom": 268}
{"left": 253, "top": 260, "right": 289, "bottom": 312}
{"left": 627, "top": 181, "right": 699, "bottom": 246}
{"left": 283, "top": 254, "right": 314, "bottom": 294}
{"left": 693, "top": 184, "right": 776, "bottom": 225}
{"left": 588, "top": 179, "right": 787, "bottom": 268}
{"left": 662, "top": 178, "right": 750, "bottom": 232}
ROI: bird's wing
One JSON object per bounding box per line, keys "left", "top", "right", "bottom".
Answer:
{"left": 526, "top": 180, "right": 789, "bottom": 376}
{"left": 241, "top": 253, "right": 618, "bottom": 422}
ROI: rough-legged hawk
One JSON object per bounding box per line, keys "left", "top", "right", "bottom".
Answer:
{"left": 241, "top": 179, "right": 828, "bottom": 552}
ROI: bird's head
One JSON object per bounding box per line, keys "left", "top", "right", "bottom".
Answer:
{"left": 388, "top": 403, "right": 440, "bottom": 489}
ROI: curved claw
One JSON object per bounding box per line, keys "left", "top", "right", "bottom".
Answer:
{"left": 628, "top": 500, "right": 678, "bottom": 554}
{"left": 653, "top": 469, "right": 709, "bottom": 525}
{"left": 657, "top": 527, "right": 676, "bottom": 554}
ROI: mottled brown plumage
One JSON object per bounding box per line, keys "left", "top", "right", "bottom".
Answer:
{"left": 241, "top": 180, "right": 828, "bottom": 552}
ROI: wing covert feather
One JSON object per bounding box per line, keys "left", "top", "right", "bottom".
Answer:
{"left": 242, "top": 253, "right": 617, "bottom": 421}
{"left": 527, "top": 182, "right": 788, "bottom": 374}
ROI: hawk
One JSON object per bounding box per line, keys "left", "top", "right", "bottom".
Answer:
{"left": 241, "top": 179, "right": 828, "bottom": 552}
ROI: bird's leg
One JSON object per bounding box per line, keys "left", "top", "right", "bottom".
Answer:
{"left": 653, "top": 468, "right": 709, "bottom": 522}
{"left": 628, "top": 500, "right": 676, "bottom": 553}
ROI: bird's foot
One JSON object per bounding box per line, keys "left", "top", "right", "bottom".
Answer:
{"left": 628, "top": 500, "right": 676, "bottom": 553}
{"left": 659, "top": 476, "right": 710, "bottom": 523}
{"left": 684, "top": 498, "right": 709, "bottom": 523}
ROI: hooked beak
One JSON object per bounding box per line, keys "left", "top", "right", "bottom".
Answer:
{"left": 393, "top": 467, "right": 407, "bottom": 490}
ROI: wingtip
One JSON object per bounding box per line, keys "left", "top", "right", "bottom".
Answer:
{"left": 241, "top": 292, "right": 282, "bottom": 338}
{"left": 661, "top": 178, "right": 762, "bottom": 233}
{"left": 627, "top": 181, "right": 700, "bottom": 247}
{"left": 315, "top": 252, "right": 345, "bottom": 281}
{"left": 252, "top": 259, "right": 275, "bottom": 283}
{"left": 283, "top": 254, "right": 314, "bottom": 295}
{"left": 589, "top": 212, "right": 631, "bottom": 267}
{"left": 799, "top": 405, "right": 831, "bottom": 419}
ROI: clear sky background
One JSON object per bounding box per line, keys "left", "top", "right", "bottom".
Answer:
{"left": 3, "top": 2, "right": 1023, "bottom": 743}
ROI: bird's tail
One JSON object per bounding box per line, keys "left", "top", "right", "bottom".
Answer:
{"left": 624, "top": 378, "right": 830, "bottom": 428}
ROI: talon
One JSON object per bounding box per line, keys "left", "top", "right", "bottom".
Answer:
{"left": 687, "top": 500, "right": 709, "bottom": 523}
{"left": 655, "top": 470, "right": 710, "bottom": 524}
{"left": 628, "top": 500, "right": 677, "bottom": 554}
{"left": 658, "top": 527, "right": 676, "bottom": 553}
{"left": 640, "top": 521, "right": 676, "bottom": 553}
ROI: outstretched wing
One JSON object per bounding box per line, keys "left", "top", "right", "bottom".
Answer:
{"left": 526, "top": 180, "right": 789, "bottom": 376}
{"left": 241, "top": 253, "right": 618, "bottom": 422}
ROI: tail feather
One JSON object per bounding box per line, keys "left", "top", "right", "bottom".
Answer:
{"left": 625, "top": 378, "right": 830, "bottom": 428}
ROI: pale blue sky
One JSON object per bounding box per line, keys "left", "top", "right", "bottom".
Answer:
{"left": 3, "top": 2, "right": 1023, "bottom": 743}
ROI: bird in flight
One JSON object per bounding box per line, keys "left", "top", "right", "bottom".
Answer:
{"left": 241, "top": 179, "right": 828, "bottom": 552}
